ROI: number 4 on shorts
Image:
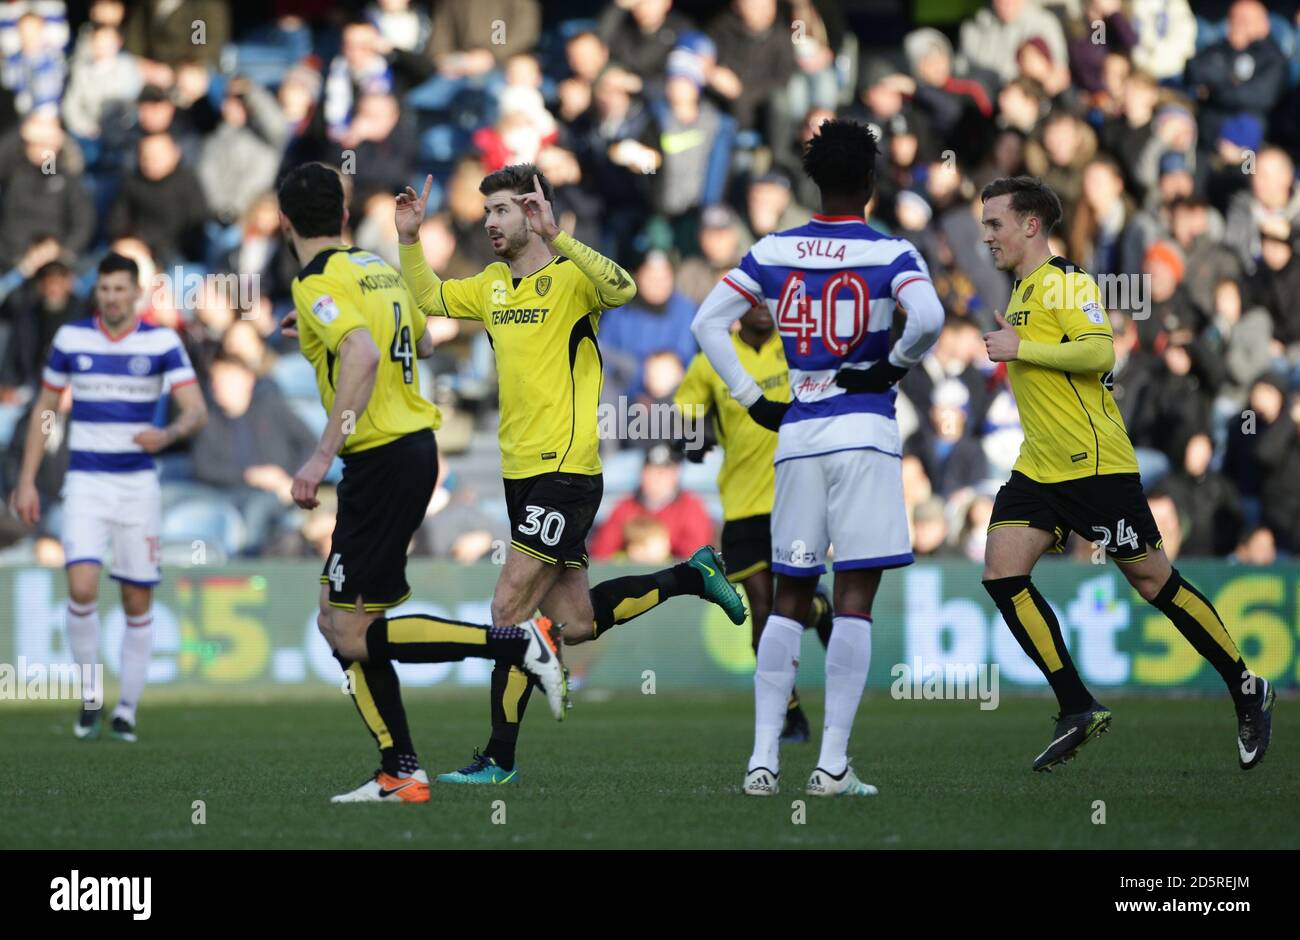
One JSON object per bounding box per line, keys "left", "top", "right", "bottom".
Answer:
{"left": 328, "top": 553, "right": 346, "bottom": 591}
{"left": 1115, "top": 518, "right": 1139, "bottom": 551}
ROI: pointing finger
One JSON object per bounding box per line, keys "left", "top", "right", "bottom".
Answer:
{"left": 420, "top": 174, "right": 432, "bottom": 204}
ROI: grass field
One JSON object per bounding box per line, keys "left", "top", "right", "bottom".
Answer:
{"left": 1, "top": 690, "right": 1294, "bottom": 849}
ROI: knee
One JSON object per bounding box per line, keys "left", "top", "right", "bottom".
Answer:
{"left": 1132, "top": 573, "right": 1165, "bottom": 603}
{"left": 561, "top": 621, "right": 595, "bottom": 645}
{"left": 68, "top": 585, "right": 97, "bottom": 607}
{"left": 334, "top": 626, "right": 369, "bottom": 663}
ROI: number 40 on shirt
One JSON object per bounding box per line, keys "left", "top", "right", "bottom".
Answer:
{"left": 775, "top": 270, "right": 871, "bottom": 357}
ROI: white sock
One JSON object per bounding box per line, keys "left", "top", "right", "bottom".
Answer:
{"left": 65, "top": 601, "right": 101, "bottom": 709}
{"left": 115, "top": 613, "right": 154, "bottom": 724}
{"left": 817, "top": 615, "right": 873, "bottom": 776}
{"left": 749, "top": 615, "right": 803, "bottom": 774}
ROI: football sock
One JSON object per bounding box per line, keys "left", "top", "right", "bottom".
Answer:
{"left": 1151, "top": 569, "right": 1255, "bottom": 707}
{"left": 749, "top": 615, "right": 802, "bottom": 773}
{"left": 484, "top": 663, "right": 533, "bottom": 771}
{"left": 65, "top": 601, "right": 100, "bottom": 709}
{"left": 817, "top": 615, "right": 873, "bottom": 776}
{"left": 113, "top": 612, "right": 153, "bottom": 724}
{"left": 367, "top": 614, "right": 525, "bottom": 664}
{"left": 588, "top": 563, "right": 705, "bottom": 639}
{"left": 984, "top": 575, "right": 1093, "bottom": 714}
{"left": 334, "top": 651, "right": 415, "bottom": 777}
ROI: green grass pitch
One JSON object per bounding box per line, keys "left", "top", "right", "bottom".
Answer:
{"left": 1, "top": 691, "right": 1293, "bottom": 849}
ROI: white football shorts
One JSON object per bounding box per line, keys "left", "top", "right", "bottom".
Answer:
{"left": 61, "top": 470, "right": 162, "bottom": 586}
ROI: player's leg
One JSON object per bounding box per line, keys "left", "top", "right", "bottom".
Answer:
{"left": 65, "top": 562, "right": 104, "bottom": 739}
{"left": 744, "top": 458, "right": 827, "bottom": 795}
{"left": 63, "top": 474, "right": 110, "bottom": 739}
{"left": 1114, "top": 536, "right": 1275, "bottom": 770}
{"left": 106, "top": 480, "right": 162, "bottom": 743}
{"left": 983, "top": 473, "right": 1109, "bottom": 771}
{"left": 803, "top": 449, "right": 906, "bottom": 797}
{"left": 443, "top": 546, "right": 564, "bottom": 783}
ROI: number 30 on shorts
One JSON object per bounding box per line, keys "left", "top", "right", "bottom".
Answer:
{"left": 518, "top": 505, "right": 565, "bottom": 546}
{"left": 1091, "top": 518, "right": 1139, "bottom": 553}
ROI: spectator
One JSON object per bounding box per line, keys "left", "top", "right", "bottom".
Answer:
{"left": 1147, "top": 491, "right": 1183, "bottom": 560}
{"left": 1223, "top": 376, "right": 1285, "bottom": 526}
{"left": 1168, "top": 196, "right": 1239, "bottom": 318}
{"left": 1245, "top": 226, "right": 1300, "bottom": 358}
{"left": 589, "top": 443, "right": 714, "bottom": 560}
{"left": 677, "top": 203, "right": 750, "bottom": 302}
{"left": 189, "top": 353, "right": 317, "bottom": 552}
{"left": 0, "top": 112, "right": 93, "bottom": 267}
{"left": 959, "top": 0, "right": 1067, "bottom": 86}
{"left": 1099, "top": 69, "right": 1160, "bottom": 203}
{"left": 0, "top": 254, "right": 89, "bottom": 393}
{"left": 428, "top": 0, "right": 540, "bottom": 77}
{"left": 1185, "top": 0, "right": 1287, "bottom": 146}
{"left": 1162, "top": 432, "right": 1243, "bottom": 555}
{"left": 342, "top": 91, "right": 418, "bottom": 208}
{"left": 1129, "top": 0, "right": 1197, "bottom": 82}
{"left": 599, "top": 250, "right": 697, "bottom": 401}
{"left": 324, "top": 20, "right": 395, "bottom": 144}
{"left": 109, "top": 132, "right": 209, "bottom": 264}
{"left": 744, "top": 170, "right": 811, "bottom": 240}
{"left": 1068, "top": 155, "right": 1138, "bottom": 280}
{"left": 1234, "top": 526, "right": 1277, "bottom": 566}
{"left": 60, "top": 20, "right": 140, "bottom": 147}
{"left": 1067, "top": 0, "right": 1137, "bottom": 94}
{"left": 1201, "top": 277, "right": 1275, "bottom": 404}
{"left": 1255, "top": 387, "right": 1300, "bottom": 551}
{"left": 650, "top": 48, "right": 735, "bottom": 246}
{"left": 708, "top": 0, "right": 797, "bottom": 133}
{"left": 197, "top": 77, "right": 290, "bottom": 226}
{"left": 2, "top": 10, "right": 66, "bottom": 116}
{"left": 902, "top": 27, "right": 993, "bottom": 149}
{"left": 904, "top": 377, "right": 988, "bottom": 498}
{"left": 598, "top": 0, "right": 695, "bottom": 91}
{"left": 622, "top": 514, "right": 674, "bottom": 565}
{"left": 1224, "top": 146, "right": 1300, "bottom": 273}
{"left": 124, "top": 0, "right": 230, "bottom": 79}
{"left": 911, "top": 496, "right": 957, "bottom": 558}
{"left": 471, "top": 85, "right": 557, "bottom": 172}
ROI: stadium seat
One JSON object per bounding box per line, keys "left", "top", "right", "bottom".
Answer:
{"left": 160, "top": 497, "right": 247, "bottom": 561}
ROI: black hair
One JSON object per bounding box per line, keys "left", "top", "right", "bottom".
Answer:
{"left": 277, "top": 162, "right": 345, "bottom": 239}
{"left": 801, "top": 119, "right": 879, "bottom": 200}
{"left": 97, "top": 251, "right": 139, "bottom": 282}
{"left": 980, "top": 175, "right": 1063, "bottom": 234}
{"left": 479, "top": 163, "right": 556, "bottom": 205}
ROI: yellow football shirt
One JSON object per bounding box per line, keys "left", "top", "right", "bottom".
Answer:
{"left": 400, "top": 236, "right": 631, "bottom": 479}
{"left": 1005, "top": 256, "right": 1138, "bottom": 482}
{"left": 675, "top": 332, "right": 788, "bottom": 521}
{"left": 291, "top": 245, "right": 440, "bottom": 456}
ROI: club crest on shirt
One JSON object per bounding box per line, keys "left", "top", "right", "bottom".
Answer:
{"left": 76, "top": 354, "right": 93, "bottom": 371}
{"left": 1021, "top": 284, "right": 1034, "bottom": 303}
{"left": 1082, "top": 300, "right": 1104, "bottom": 324}
{"left": 536, "top": 275, "right": 552, "bottom": 296}
{"left": 311, "top": 294, "right": 340, "bottom": 324}
{"left": 128, "top": 355, "right": 151, "bottom": 376}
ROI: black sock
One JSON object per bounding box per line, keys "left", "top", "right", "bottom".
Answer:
{"left": 1151, "top": 569, "right": 1253, "bottom": 707}
{"left": 788, "top": 688, "right": 802, "bottom": 714}
{"left": 589, "top": 563, "right": 704, "bottom": 638}
{"left": 483, "top": 662, "right": 534, "bottom": 771}
{"left": 486, "top": 623, "right": 527, "bottom": 664}
{"left": 368, "top": 613, "right": 511, "bottom": 664}
{"left": 983, "top": 576, "right": 1093, "bottom": 714}
{"left": 334, "top": 650, "right": 415, "bottom": 776}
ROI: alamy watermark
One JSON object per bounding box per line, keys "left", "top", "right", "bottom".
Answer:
{"left": 890, "top": 657, "right": 1000, "bottom": 710}
{"left": 0, "top": 658, "right": 102, "bottom": 707}
{"left": 597, "top": 397, "right": 705, "bottom": 451}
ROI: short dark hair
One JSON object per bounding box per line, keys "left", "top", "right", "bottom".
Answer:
{"left": 97, "top": 251, "right": 139, "bottom": 282}
{"left": 479, "top": 163, "right": 555, "bottom": 205}
{"left": 277, "top": 162, "right": 345, "bottom": 239}
{"left": 980, "top": 176, "right": 1062, "bottom": 234}
{"left": 801, "top": 119, "right": 879, "bottom": 199}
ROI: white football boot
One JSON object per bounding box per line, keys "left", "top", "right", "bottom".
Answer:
{"left": 743, "top": 766, "right": 780, "bottom": 796}
{"left": 806, "top": 762, "right": 878, "bottom": 797}
{"left": 331, "top": 769, "right": 430, "bottom": 804}
{"left": 520, "top": 617, "right": 568, "bottom": 721}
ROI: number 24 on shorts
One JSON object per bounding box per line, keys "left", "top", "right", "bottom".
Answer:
{"left": 1091, "top": 518, "right": 1139, "bottom": 553}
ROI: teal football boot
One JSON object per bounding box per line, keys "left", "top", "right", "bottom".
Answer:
{"left": 687, "top": 545, "right": 747, "bottom": 625}
{"left": 436, "top": 750, "right": 518, "bottom": 785}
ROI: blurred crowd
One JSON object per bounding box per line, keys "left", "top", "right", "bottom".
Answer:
{"left": 0, "top": 0, "right": 1298, "bottom": 569}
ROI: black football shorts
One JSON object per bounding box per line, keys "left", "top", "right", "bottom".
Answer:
{"left": 988, "top": 470, "right": 1163, "bottom": 563}
{"left": 502, "top": 471, "right": 603, "bottom": 568}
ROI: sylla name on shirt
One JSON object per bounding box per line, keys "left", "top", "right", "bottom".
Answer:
{"left": 794, "top": 238, "right": 847, "bottom": 261}
{"left": 492, "top": 307, "right": 552, "bottom": 326}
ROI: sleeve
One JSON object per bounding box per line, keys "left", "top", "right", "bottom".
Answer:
{"left": 292, "top": 274, "right": 368, "bottom": 353}
{"left": 42, "top": 326, "right": 71, "bottom": 391}
{"left": 885, "top": 244, "right": 944, "bottom": 368}
{"left": 673, "top": 353, "right": 716, "bottom": 423}
{"left": 550, "top": 230, "right": 636, "bottom": 311}
{"left": 1017, "top": 334, "right": 1115, "bottom": 374}
{"left": 398, "top": 240, "right": 486, "bottom": 321}
{"left": 160, "top": 333, "right": 197, "bottom": 392}
{"left": 1054, "top": 272, "right": 1113, "bottom": 343}
{"left": 691, "top": 263, "right": 763, "bottom": 407}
